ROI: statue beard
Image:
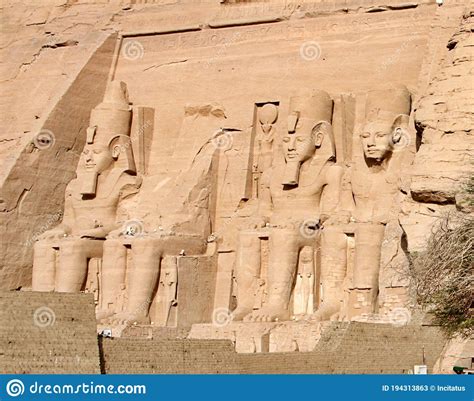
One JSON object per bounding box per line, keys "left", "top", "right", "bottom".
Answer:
{"left": 282, "top": 159, "right": 301, "bottom": 186}
{"left": 80, "top": 171, "right": 99, "bottom": 197}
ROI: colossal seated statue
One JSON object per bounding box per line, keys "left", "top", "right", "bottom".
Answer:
{"left": 96, "top": 105, "right": 221, "bottom": 326}
{"left": 233, "top": 90, "right": 346, "bottom": 323}
{"left": 349, "top": 86, "right": 412, "bottom": 318}
{"left": 32, "top": 81, "right": 140, "bottom": 293}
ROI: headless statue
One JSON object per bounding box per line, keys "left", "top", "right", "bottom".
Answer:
{"left": 32, "top": 81, "right": 140, "bottom": 292}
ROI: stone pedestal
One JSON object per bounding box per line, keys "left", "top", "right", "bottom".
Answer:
{"left": 188, "top": 320, "right": 329, "bottom": 353}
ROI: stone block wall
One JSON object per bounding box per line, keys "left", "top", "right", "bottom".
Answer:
{"left": 0, "top": 290, "right": 446, "bottom": 374}
{"left": 102, "top": 322, "right": 446, "bottom": 374}
{"left": 176, "top": 255, "right": 217, "bottom": 328}
{"left": 0, "top": 291, "right": 100, "bottom": 374}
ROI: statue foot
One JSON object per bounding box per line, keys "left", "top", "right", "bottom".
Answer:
{"left": 309, "top": 305, "right": 339, "bottom": 322}
{"left": 292, "top": 313, "right": 310, "bottom": 321}
{"left": 111, "top": 312, "right": 151, "bottom": 326}
{"left": 231, "top": 306, "right": 253, "bottom": 321}
{"left": 243, "top": 306, "right": 289, "bottom": 322}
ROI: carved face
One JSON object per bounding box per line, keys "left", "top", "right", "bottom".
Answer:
{"left": 81, "top": 143, "right": 114, "bottom": 173}
{"left": 360, "top": 122, "right": 393, "bottom": 161}
{"left": 283, "top": 118, "right": 317, "bottom": 163}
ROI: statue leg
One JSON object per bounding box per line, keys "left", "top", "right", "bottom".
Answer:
{"left": 313, "top": 226, "right": 347, "bottom": 321}
{"left": 119, "top": 238, "right": 161, "bottom": 325}
{"left": 246, "top": 228, "right": 299, "bottom": 322}
{"left": 352, "top": 223, "right": 385, "bottom": 317}
{"left": 55, "top": 240, "right": 93, "bottom": 292}
{"left": 96, "top": 239, "right": 127, "bottom": 321}
{"left": 233, "top": 231, "right": 261, "bottom": 321}
{"left": 32, "top": 241, "right": 56, "bottom": 291}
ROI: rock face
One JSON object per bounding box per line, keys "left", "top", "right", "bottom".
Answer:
{"left": 412, "top": 8, "right": 474, "bottom": 205}
{"left": 0, "top": 0, "right": 472, "bottom": 354}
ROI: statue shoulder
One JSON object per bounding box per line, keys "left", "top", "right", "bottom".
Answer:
{"left": 117, "top": 172, "right": 142, "bottom": 187}
{"left": 324, "top": 163, "right": 344, "bottom": 183}
{"left": 65, "top": 177, "right": 79, "bottom": 195}
{"left": 116, "top": 172, "right": 142, "bottom": 198}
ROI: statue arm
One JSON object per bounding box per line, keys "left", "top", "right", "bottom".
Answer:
{"left": 80, "top": 175, "right": 142, "bottom": 239}
{"left": 320, "top": 165, "right": 348, "bottom": 224}
{"left": 60, "top": 187, "right": 75, "bottom": 232}
{"left": 37, "top": 181, "right": 75, "bottom": 239}
{"left": 106, "top": 175, "right": 143, "bottom": 238}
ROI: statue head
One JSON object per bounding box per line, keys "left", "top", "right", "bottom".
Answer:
{"left": 283, "top": 120, "right": 333, "bottom": 164}
{"left": 282, "top": 90, "right": 333, "bottom": 186}
{"left": 361, "top": 86, "right": 411, "bottom": 163}
{"left": 360, "top": 115, "right": 409, "bottom": 161}
{"left": 82, "top": 140, "right": 113, "bottom": 175}
{"left": 78, "top": 81, "right": 136, "bottom": 196}
{"left": 80, "top": 134, "right": 136, "bottom": 173}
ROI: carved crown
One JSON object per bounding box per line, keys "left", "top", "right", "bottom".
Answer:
{"left": 289, "top": 89, "right": 333, "bottom": 125}
{"left": 88, "top": 81, "right": 132, "bottom": 147}
{"left": 365, "top": 85, "right": 411, "bottom": 123}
